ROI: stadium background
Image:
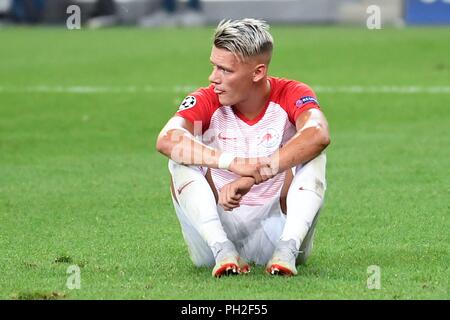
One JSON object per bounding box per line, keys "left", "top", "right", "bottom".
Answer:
{"left": 0, "top": 0, "right": 449, "bottom": 299}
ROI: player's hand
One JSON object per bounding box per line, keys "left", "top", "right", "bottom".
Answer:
{"left": 257, "top": 156, "right": 279, "bottom": 181}
{"left": 228, "top": 157, "right": 271, "bottom": 184}
{"left": 218, "top": 177, "right": 255, "bottom": 211}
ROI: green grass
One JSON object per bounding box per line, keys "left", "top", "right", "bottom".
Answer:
{"left": 0, "top": 26, "right": 449, "bottom": 299}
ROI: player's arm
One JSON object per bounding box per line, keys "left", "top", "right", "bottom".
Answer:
{"left": 156, "top": 116, "right": 221, "bottom": 167}
{"left": 218, "top": 176, "right": 255, "bottom": 211}
{"left": 268, "top": 108, "right": 330, "bottom": 175}
{"left": 156, "top": 116, "right": 269, "bottom": 183}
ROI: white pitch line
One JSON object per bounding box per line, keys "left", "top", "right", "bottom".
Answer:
{"left": 314, "top": 85, "right": 450, "bottom": 94}
{"left": 0, "top": 85, "right": 449, "bottom": 94}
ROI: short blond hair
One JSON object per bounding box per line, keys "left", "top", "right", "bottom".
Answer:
{"left": 213, "top": 18, "right": 274, "bottom": 63}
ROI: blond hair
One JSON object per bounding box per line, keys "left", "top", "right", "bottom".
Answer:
{"left": 213, "top": 18, "right": 273, "bottom": 63}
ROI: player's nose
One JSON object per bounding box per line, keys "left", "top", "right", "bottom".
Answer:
{"left": 208, "top": 68, "right": 220, "bottom": 84}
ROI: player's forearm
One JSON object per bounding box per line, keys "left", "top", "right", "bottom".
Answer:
{"left": 271, "top": 127, "right": 330, "bottom": 173}
{"left": 237, "top": 176, "right": 256, "bottom": 190}
{"left": 156, "top": 129, "right": 221, "bottom": 167}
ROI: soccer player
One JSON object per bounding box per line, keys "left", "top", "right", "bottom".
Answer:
{"left": 156, "top": 19, "right": 330, "bottom": 277}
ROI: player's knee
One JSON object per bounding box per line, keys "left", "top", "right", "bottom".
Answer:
{"left": 169, "top": 160, "right": 205, "bottom": 178}
{"left": 293, "top": 154, "right": 327, "bottom": 200}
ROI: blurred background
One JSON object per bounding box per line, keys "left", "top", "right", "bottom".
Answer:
{"left": 0, "top": 0, "right": 449, "bottom": 28}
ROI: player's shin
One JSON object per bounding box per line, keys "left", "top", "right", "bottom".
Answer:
{"left": 280, "top": 153, "right": 326, "bottom": 250}
{"left": 169, "top": 160, "right": 229, "bottom": 252}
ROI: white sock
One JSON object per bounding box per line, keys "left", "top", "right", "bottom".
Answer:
{"left": 169, "top": 160, "right": 229, "bottom": 251}
{"left": 280, "top": 154, "right": 326, "bottom": 250}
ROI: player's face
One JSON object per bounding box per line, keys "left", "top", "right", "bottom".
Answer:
{"left": 208, "top": 46, "right": 256, "bottom": 106}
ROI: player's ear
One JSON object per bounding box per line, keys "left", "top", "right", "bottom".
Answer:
{"left": 253, "top": 63, "right": 267, "bottom": 82}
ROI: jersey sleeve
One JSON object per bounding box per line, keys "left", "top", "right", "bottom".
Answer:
{"left": 283, "top": 82, "right": 321, "bottom": 124}
{"left": 175, "top": 85, "right": 219, "bottom": 133}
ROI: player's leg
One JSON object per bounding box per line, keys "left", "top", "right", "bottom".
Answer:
{"left": 168, "top": 160, "right": 247, "bottom": 277}
{"left": 218, "top": 194, "right": 285, "bottom": 266}
{"left": 170, "top": 186, "right": 215, "bottom": 267}
{"left": 266, "top": 153, "right": 327, "bottom": 276}
{"left": 296, "top": 209, "right": 321, "bottom": 265}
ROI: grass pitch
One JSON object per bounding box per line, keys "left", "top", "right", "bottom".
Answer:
{"left": 0, "top": 26, "right": 449, "bottom": 299}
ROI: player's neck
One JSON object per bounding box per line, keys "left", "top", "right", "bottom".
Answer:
{"left": 234, "top": 78, "right": 271, "bottom": 120}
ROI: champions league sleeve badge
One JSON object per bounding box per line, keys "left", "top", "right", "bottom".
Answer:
{"left": 179, "top": 96, "right": 197, "bottom": 111}
{"left": 295, "top": 96, "right": 319, "bottom": 108}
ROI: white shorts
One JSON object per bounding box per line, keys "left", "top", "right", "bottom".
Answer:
{"left": 171, "top": 193, "right": 286, "bottom": 266}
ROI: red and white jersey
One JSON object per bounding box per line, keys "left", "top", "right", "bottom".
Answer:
{"left": 175, "top": 76, "right": 321, "bottom": 206}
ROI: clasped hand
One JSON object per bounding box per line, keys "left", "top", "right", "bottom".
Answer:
{"left": 219, "top": 157, "right": 278, "bottom": 211}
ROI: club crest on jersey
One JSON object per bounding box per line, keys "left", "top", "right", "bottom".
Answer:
{"left": 295, "top": 96, "right": 318, "bottom": 108}
{"left": 258, "top": 128, "right": 281, "bottom": 149}
{"left": 179, "top": 96, "right": 197, "bottom": 111}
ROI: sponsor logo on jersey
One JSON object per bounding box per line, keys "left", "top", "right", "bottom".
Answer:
{"left": 179, "top": 96, "right": 197, "bottom": 111}
{"left": 258, "top": 128, "right": 281, "bottom": 149}
{"left": 295, "top": 96, "right": 318, "bottom": 108}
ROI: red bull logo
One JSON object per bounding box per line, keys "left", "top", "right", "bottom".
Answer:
{"left": 258, "top": 128, "right": 280, "bottom": 148}
{"left": 262, "top": 133, "right": 273, "bottom": 143}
